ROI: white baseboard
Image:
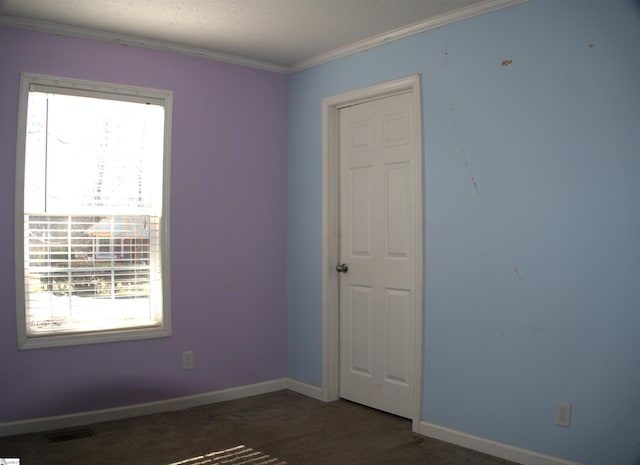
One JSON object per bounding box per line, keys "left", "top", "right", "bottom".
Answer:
{"left": 420, "top": 421, "right": 585, "bottom": 465}
{"left": 285, "top": 378, "right": 323, "bottom": 400}
{"left": 0, "top": 378, "right": 288, "bottom": 437}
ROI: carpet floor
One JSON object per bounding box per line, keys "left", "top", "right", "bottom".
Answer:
{"left": 0, "top": 390, "right": 521, "bottom": 465}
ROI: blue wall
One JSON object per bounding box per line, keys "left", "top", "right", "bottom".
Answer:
{"left": 287, "top": 1, "right": 640, "bottom": 464}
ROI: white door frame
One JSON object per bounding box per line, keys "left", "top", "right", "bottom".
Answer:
{"left": 321, "top": 74, "right": 424, "bottom": 432}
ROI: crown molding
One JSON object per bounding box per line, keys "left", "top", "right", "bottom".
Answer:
{"left": 288, "top": 0, "right": 528, "bottom": 74}
{"left": 0, "top": 15, "right": 289, "bottom": 74}
{"left": 1, "top": 0, "right": 527, "bottom": 75}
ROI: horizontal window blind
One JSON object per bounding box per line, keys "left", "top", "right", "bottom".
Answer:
{"left": 24, "top": 214, "right": 162, "bottom": 336}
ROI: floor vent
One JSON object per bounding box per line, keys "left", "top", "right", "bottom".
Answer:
{"left": 46, "top": 428, "right": 95, "bottom": 443}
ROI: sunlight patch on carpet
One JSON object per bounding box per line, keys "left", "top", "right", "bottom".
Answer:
{"left": 167, "top": 445, "right": 287, "bottom": 465}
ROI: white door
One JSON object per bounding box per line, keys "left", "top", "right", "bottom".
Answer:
{"left": 338, "top": 91, "right": 417, "bottom": 419}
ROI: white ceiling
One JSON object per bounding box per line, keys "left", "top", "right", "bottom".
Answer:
{"left": 0, "top": 0, "right": 524, "bottom": 72}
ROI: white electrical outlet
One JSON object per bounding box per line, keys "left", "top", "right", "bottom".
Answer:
{"left": 555, "top": 401, "right": 572, "bottom": 427}
{"left": 182, "top": 351, "right": 194, "bottom": 370}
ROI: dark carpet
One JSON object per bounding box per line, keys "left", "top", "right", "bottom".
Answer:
{"left": 0, "top": 390, "right": 520, "bottom": 465}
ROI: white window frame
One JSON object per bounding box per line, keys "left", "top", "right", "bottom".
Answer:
{"left": 14, "top": 73, "right": 172, "bottom": 349}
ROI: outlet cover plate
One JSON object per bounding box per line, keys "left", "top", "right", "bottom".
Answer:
{"left": 555, "top": 401, "right": 572, "bottom": 427}
{"left": 182, "top": 351, "right": 194, "bottom": 370}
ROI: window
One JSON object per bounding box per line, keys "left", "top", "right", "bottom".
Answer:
{"left": 15, "top": 73, "right": 172, "bottom": 349}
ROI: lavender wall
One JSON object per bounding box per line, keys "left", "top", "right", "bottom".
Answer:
{"left": 0, "top": 26, "right": 288, "bottom": 422}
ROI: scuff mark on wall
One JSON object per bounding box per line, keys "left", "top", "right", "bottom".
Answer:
{"left": 449, "top": 98, "right": 480, "bottom": 195}
{"left": 514, "top": 266, "right": 523, "bottom": 281}
{"left": 501, "top": 59, "right": 513, "bottom": 66}
{"left": 461, "top": 148, "right": 480, "bottom": 194}
{"left": 588, "top": 43, "right": 596, "bottom": 48}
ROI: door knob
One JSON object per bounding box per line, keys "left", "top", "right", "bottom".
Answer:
{"left": 336, "top": 263, "right": 349, "bottom": 273}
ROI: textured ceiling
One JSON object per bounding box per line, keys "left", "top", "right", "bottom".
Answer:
{"left": 0, "top": 0, "right": 490, "bottom": 68}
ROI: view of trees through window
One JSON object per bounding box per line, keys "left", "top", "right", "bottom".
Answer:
{"left": 21, "top": 84, "right": 165, "bottom": 337}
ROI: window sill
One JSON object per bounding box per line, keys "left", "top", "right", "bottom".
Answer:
{"left": 18, "top": 325, "right": 171, "bottom": 350}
